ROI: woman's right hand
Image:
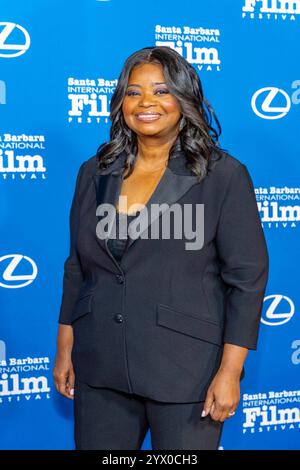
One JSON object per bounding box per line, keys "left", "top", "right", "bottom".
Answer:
{"left": 53, "top": 324, "right": 75, "bottom": 400}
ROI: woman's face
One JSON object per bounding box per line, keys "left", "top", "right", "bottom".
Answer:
{"left": 122, "top": 62, "right": 182, "bottom": 139}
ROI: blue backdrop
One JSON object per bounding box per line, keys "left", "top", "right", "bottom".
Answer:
{"left": 0, "top": 0, "right": 299, "bottom": 450}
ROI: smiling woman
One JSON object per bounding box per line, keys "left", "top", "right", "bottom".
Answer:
{"left": 53, "top": 46, "right": 269, "bottom": 451}
{"left": 112, "top": 61, "right": 184, "bottom": 213}
{"left": 96, "top": 46, "right": 222, "bottom": 182}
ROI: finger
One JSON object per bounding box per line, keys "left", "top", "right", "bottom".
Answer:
{"left": 226, "top": 408, "right": 236, "bottom": 420}
{"left": 57, "top": 383, "right": 72, "bottom": 399}
{"left": 218, "top": 404, "right": 235, "bottom": 422}
{"left": 210, "top": 401, "right": 223, "bottom": 422}
{"left": 219, "top": 410, "right": 229, "bottom": 422}
{"left": 66, "top": 370, "right": 75, "bottom": 399}
{"left": 56, "top": 376, "right": 73, "bottom": 400}
{"left": 54, "top": 376, "right": 65, "bottom": 393}
{"left": 202, "top": 390, "right": 214, "bottom": 417}
{"left": 209, "top": 402, "right": 220, "bottom": 421}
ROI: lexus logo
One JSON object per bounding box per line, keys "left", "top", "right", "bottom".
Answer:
{"left": 0, "top": 254, "right": 38, "bottom": 288}
{"left": 251, "top": 87, "right": 291, "bottom": 120}
{"left": 262, "top": 294, "right": 295, "bottom": 326}
{"left": 0, "top": 22, "right": 31, "bottom": 58}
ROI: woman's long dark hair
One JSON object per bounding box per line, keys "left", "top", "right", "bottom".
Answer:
{"left": 96, "top": 46, "right": 223, "bottom": 182}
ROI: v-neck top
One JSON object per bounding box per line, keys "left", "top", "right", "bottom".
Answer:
{"left": 107, "top": 165, "right": 167, "bottom": 263}
{"left": 107, "top": 211, "right": 139, "bottom": 263}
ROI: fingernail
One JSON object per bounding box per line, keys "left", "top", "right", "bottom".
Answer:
{"left": 70, "top": 388, "right": 74, "bottom": 396}
{"left": 201, "top": 410, "right": 206, "bottom": 417}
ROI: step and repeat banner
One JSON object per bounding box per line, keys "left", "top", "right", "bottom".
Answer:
{"left": 0, "top": 0, "right": 299, "bottom": 450}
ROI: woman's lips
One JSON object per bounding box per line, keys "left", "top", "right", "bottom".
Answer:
{"left": 135, "top": 113, "right": 161, "bottom": 122}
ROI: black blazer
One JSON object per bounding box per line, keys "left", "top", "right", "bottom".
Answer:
{"left": 58, "top": 148, "right": 269, "bottom": 402}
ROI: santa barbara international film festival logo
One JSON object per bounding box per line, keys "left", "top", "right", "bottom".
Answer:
{"left": 0, "top": 340, "right": 51, "bottom": 405}
{"left": 242, "top": 389, "right": 300, "bottom": 433}
{"left": 255, "top": 184, "right": 300, "bottom": 229}
{"left": 67, "top": 77, "right": 117, "bottom": 124}
{"left": 154, "top": 24, "right": 221, "bottom": 72}
{"left": 242, "top": 0, "right": 300, "bottom": 21}
{"left": 0, "top": 133, "right": 47, "bottom": 181}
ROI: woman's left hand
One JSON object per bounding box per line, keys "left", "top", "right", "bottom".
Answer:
{"left": 202, "top": 367, "right": 241, "bottom": 422}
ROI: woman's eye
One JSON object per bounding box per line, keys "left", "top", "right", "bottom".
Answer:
{"left": 126, "top": 89, "right": 169, "bottom": 96}
{"left": 155, "top": 89, "right": 169, "bottom": 95}
{"left": 126, "top": 90, "right": 139, "bottom": 96}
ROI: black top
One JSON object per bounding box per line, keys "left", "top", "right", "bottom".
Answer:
{"left": 107, "top": 211, "right": 139, "bottom": 262}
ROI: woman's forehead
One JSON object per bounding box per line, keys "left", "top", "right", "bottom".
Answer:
{"left": 129, "top": 62, "right": 164, "bottom": 79}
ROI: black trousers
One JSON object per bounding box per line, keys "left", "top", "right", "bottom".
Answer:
{"left": 73, "top": 379, "right": 224, "bottom": 450}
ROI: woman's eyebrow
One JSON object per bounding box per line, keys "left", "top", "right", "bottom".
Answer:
{"left": 127, "top": 82, "right": 167, "bottom": 88}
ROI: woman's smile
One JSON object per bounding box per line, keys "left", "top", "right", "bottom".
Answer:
{"left": 134, "top": 112, "right": 162, "bottom": 122}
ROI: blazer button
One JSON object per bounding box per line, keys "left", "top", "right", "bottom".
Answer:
{"left": 114, "top": 314, "right": 124, "bottom": 323}
{"left": 116, "top": 274, "right": 124, "bottom": 283}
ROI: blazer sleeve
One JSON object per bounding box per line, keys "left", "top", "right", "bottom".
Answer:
{"left": 215, "top": 163, "right": 269, "bottom": 350}
{"left": 58, "top": 161, "right": 87, "bottom": 325}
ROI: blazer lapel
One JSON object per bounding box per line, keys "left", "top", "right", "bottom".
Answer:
{"left": 92, "top": 149, "right": 199, "bottom": 260}
{"left": 126, "top": 166, "right": 199, "bottom": 250}
{"left": 92, "top": 151, "right": 126, "bottom": 254}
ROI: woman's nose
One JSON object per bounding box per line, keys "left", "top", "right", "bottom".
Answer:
{"left": 138, "top": 92, "right": 156, "bottom": 106}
